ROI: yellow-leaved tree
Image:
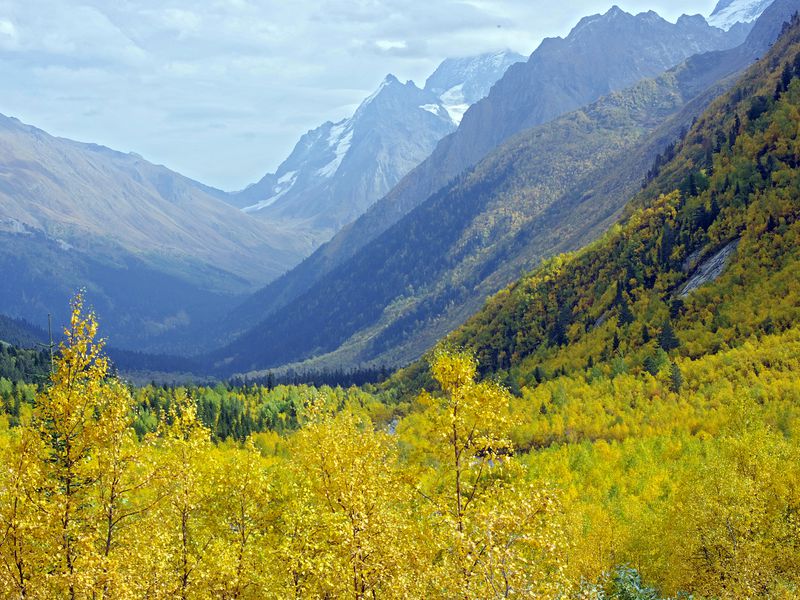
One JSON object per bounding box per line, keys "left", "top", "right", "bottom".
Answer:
{"left": 150, "top": 391, "right": 214, "bottom": 600}
{"left": 410, "top": 349, "right": 570, "bottom": 598}
{"left": 285, "top": 399, "right": 429, "bottom": 598}
{"left": 204, "top": 439, "right": 274, "bottom": 599}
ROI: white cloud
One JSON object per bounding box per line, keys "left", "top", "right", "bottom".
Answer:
{"left": 0, "top": 0, "right": 719, "bottom": 189}
{"left": 0, "top": 18, "right": 16, "bottom": 36}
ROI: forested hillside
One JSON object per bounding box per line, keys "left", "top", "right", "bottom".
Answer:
{"left": 221, "top": 8, "right": 748, "bottom": 347}
{"left": 2, "top": 4, "right": 800, "bottom": 600}
{"left": 211, "top": 1, "right": 797, "bottom": 376}
{"left": 431, "top": 10, "right": 800, "bottom": 392}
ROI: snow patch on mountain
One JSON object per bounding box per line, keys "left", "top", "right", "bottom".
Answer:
{"left": 242, "top": 170, "right": 298, "bottom": 213}
{"left": 708, "top": 0, "right": 774, "bottom": 30}
{"left": 419, "top": 103, "right": 446, "bottom": 117}
{"left": 424, "top": 51, "right": 524, "bottom": 125}
{"left": 317, "top": 121, "right": 353, "bottom": 178}
{"left": 439, "top": 84, "right": 470, "bottom": 124}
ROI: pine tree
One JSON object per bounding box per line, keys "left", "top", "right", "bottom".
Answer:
{"left": 659, "top": 320, "right": 680, "bottom": 352}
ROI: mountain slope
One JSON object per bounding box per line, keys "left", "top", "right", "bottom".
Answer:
{"left": 0, "top": 315, "right": 46, "bottom": 348}
{"left": 211, "top": 2, "right": 797, "bottom": 375}
{"left": 0, "top": 116, "right": 314, "bottom": 351}
{"left": 428, "top": 9, "right": 800, "bottom": 389}
{"left": 227, "top": 9, "right": 749, "bottom": 336}
{"left": 0, "top": 115, "right": 309, "bottom": 287}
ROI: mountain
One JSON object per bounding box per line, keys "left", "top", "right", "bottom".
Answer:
{"left": 423, "top": 51, "right": 525, "bottom": 124}
{"left": 0, "top": 315, "right": 46, "bottom": 348}
{"left": 229, "top": 52, "right": 523, "bottom": 242}
{"left": 431, "top": 9, "right": 800, "bottom": 391}
{"left": 0, "top": 115, "right": 313, "bottom": 352}
{"left": 229, "top": 75, "right": 455, "bottom": 240}
{"left": 223, "top": 9, "right": 750, "bottom": 344}
{"left": 709, "top": 0, "right": 775, "bottom": 29}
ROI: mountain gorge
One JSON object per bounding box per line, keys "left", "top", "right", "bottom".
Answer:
{"left": 212, "top": 4, "right": 787, "bottom": 375}
{"left": 3, "top": 2, "right": 800, "bottom": 597}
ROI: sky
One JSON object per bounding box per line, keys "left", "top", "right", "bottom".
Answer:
{"left": 0, "top": 0, "right": 721, "bottom": 190}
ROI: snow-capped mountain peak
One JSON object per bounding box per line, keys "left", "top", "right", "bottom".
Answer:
{"left": 708, "top": 0, "right": 775, "bottom": 30}
{"left": 424, "top": 50, "right": 525, "bottom": 124}
{"left": 231, "top": 50, "right": 523, "bottom": 238}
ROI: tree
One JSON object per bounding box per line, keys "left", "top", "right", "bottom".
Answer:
{"left": 205, "top": 440, "right": 273, "bottom": 599}
{"left": 417, "top": 349, "right": 569, "bottom": 597}
{"left": 0, "top": 427, "right": 45, "bottom": 598}
{"left": 33, "top": 295, "right": 114, "bottom": 598}
{"left": 286, "top": 401, "right": 424, "bottom": 598}
{"left": 658, "top": 320, "right": 680, "bottom": 353}
{"left": 669, "top": 362, "right": 683, "bottom": 394}
{"left": 153, "top": 392, "right": 215, "bottom": 599}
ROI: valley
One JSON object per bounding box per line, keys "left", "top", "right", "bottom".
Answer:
{"left": 1, "top": 1, "right": 799, "bottom": 597}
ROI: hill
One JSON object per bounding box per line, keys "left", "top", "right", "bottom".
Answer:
{"left": 0, "top": 115, "right": 313, "bottom": 352}
{"left": 211, "top": 3, "right": 794, "bottom": 375}
{"left": 223, "top": 9, "right": 750, "bottom": 339}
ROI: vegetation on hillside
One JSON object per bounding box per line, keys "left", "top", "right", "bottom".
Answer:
{"left": 432, "top": 15, "right": 800, "bottom": 394}
{"left": 1, "top": 294, "right": 799, "bottom": 598}
{"left": 2, "top": 10, "right": 800, "bottom": 600}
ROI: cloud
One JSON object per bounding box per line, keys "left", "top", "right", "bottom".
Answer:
{"left": 0, "top": 0, "right": 719, "bottom": 189}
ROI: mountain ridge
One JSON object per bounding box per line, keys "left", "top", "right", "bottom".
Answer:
{"left": 222, "top": 8, "right": 750, "bottom": 346}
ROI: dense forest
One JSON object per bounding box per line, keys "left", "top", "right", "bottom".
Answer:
{"left": 1, "top": 10, "right": 800, "bottom": 600}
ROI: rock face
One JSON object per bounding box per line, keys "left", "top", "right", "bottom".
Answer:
{"left": 709, "top": 0, "right": 775, "bottom": 30}
{"left": 434, "top": 9, "right": 743, "bottom": 190}
{"left": 680, "top": 240, "right": 741, "bottom": 298}
{"left": 229, "top": 52, "right": 522, "bottom": 243}
{"left": 222, "top": 7, "right": 749, "bottom": 345}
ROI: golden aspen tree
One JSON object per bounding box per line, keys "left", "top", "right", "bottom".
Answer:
{"left": 663, "top": 421, "right": 800, "bottom": 598}
{"left": 204, "top": 439, "right": 273, "bottom": 599}
{"left": 0, "top": 428, "right": 45, "bottom": 599}
{"left": 33, "top": 294, "right": 112, "bottom": 599}
{"left": 419, "top": 349, "right": 570, "bottom": 598}
{"left": 288, "top": 400, "right": 425, "bottom": 599}
{"left": 153, "top": 392, "right": 215, "bottom": 600}
{"left": 271, "top": 473, "right": 341, "bottom": 598}
{"left": 90, "top": 376, "right": 161, "bottom": 599}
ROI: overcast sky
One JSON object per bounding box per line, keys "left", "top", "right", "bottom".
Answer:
{"left": 0, "top": 0, "right": 720, "bottom": 190}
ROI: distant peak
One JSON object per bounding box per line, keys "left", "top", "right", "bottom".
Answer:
{"left": 708, "top": 0, "right": 775, "bottom": 30}
{"left": 354, "top": 73, "right": 417, "bottom": 116}
{"left": 572, "top": 6, "right": 634, "bottom": 34}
